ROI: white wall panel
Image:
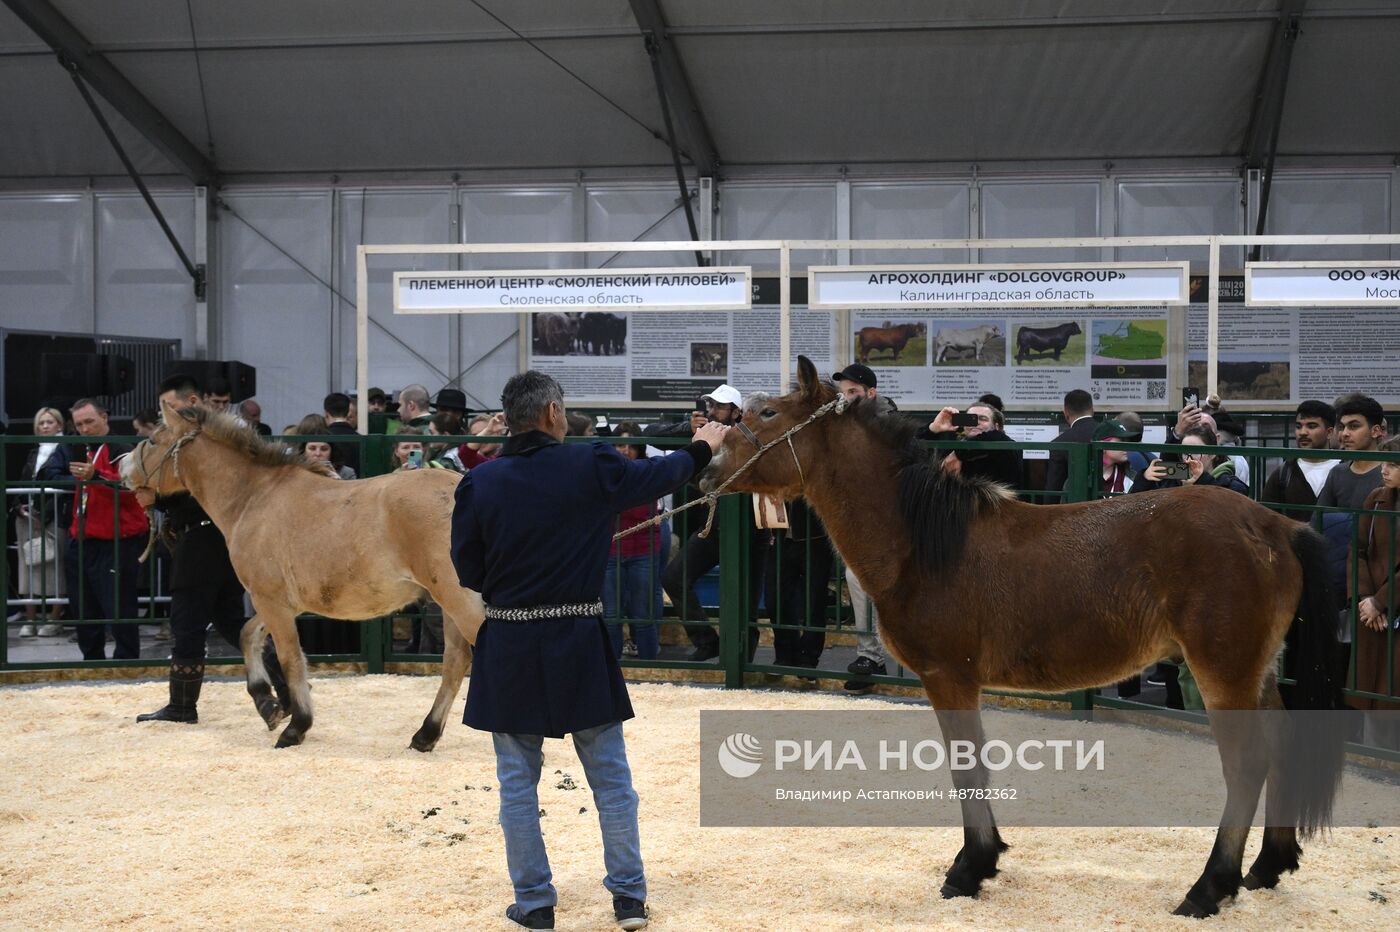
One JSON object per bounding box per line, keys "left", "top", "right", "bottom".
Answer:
{"left": 339, "top": 188, "right": 453, "bottom": 405}
{"left": 218, "top": 190, "right": 332, "bottom": 431}
{"left": 459, "top": 188, "right": 578, "bottom": 409}
{"left": 979, "top": 181, "right": 1101, "bottom": 263}
{"left": 1116, "top": 179, "right": 1242, "bottom": 269}
{"left": 849, "top": 182, "right": 971, "bottom": 265}
{"left": 1262, "top": 175, "right": 1392, "bottom": 261}
{"left": 586, "top": 185, "right": 695, "bottom": 269}
{"left": 95, "top": 192, "right": 196, "bottom": 345}
{"left": 719, "top": 184, "right": 836, "bottom": 270}
{"left": 0, "top": 194, "right": 92, "bottom": 335}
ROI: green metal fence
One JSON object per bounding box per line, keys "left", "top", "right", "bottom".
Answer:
{"left": 4, "top": 429, "right": 1396, "bottom": 759}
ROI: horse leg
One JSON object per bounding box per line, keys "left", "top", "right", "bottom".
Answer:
{"left": 409, "top": 605, "right": 472, "bottom": 753}
{"left": 1244, "top": 669, "right": 1301, "bottom": 891}
{"left": 922, "top": 678, "right": 1007, "bottom": 900}
{"left": 239, "top": 617, "right": 287, "bottom": 729}
{"left": 259, "top": 607, "right": 313, "bottom": 749}
{"left": 1172, "top": 664, "right": 1271, "bottom": 917}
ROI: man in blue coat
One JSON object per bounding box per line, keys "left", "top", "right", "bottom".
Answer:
{"left": 452, "top": 370, "right": 727, "bottom": 931}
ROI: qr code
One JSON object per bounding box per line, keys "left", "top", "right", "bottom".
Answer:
{"left": 1147, "top": 381, "right": 1166, "bottom": 400}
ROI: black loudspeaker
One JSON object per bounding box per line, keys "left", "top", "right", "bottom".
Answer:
{"left": 38, "top": 352, "right": 135, "bottom": 405}
{"left": 163, "top": 359, "right": 257, "bottom": 402}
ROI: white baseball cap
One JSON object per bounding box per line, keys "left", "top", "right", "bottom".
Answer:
{"left": 701, "top": 384, "right": 742, "bottom": 407}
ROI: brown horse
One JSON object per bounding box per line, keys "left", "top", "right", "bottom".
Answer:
{"left": 122, "top": 401, "right": 483, "bottom": 750}
{"left": 700, "top": 356, "right": 1344, "bottom": 918}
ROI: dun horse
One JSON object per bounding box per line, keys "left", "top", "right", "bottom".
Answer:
{"left": 700, "top": 356, "right": 1344, "bottom": 918}
{"left": 122, "top": 402, "right": 483, "bottom": 750}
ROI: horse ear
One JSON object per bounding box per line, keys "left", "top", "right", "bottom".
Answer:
{"left": 796, "top": 355, "right": 822, "bottom": 401}
{"left": 159, "top": 398, "right": 193, "bottom": 433}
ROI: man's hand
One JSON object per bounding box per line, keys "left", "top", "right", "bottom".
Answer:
{"left": 695, "top": 420, "right": 729, "bottom": 453}
{"left": 133, "top": 488, "right": 157, "bottom": 509}
{"left": 69, "top": 461, "right": 95, "bottom": 481}
{"left": 689, "top": 410, "right": 709, "bottom": 434}
{"left": 1174, "top": 403, "right": 1204, "bottom": 438}
{"left": 929, "top": 406, "right": 959, "bottom": 434}
{"left": 485, "top": 413, "right": 507, "bottom": 436}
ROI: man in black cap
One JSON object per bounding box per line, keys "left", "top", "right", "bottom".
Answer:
{"left": 323, "top": 392, "right": 359, "bottom": 475}
{"left": 830, "top": 365, "right": 897, "bottom": 692}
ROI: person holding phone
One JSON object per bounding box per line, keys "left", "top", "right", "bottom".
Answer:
{"left": 1130, "top": 425, "right": 1247, "bottom": 495}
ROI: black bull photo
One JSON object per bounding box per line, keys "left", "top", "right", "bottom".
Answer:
{"left": 1014, "top": 321, "right": 1082, "bottom": 363}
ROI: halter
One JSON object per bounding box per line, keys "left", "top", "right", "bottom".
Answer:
{"left": 614, "top": 392, "right": 847, "bottom": 542}
{"left": 129, "top": 426, "right": 202, "bottom": 564}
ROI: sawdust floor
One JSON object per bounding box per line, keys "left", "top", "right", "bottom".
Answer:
{"left": 0, "top": 676, "right": 1393, "bottom": 930}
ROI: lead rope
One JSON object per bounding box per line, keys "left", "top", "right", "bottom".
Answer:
{"left": 132, "top": 429, "right": 201, "bottom": 564}
{"left": 612, "top": 395, "right": 845, "bottom": 542}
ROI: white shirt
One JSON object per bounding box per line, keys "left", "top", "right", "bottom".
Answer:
{"left": 1296, "top": 458, "right": 1338, "bottom": 497}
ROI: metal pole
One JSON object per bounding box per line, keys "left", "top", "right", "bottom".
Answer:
{"left": 356, "top": 245, "right": 370, "bottom": 436}
{"left": 1207, "top": 236, "right": 1220, "bottom": 398}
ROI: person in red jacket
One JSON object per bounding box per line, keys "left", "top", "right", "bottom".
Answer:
{"left": 65, "top": 398, "right": 147, "bottom": 660}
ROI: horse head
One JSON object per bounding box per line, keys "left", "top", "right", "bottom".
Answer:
{"left": 120, "top": 399, "right": 204, "bottom": 496}
{"left": 698, "top": 355, "right": 838, "bottom": 498}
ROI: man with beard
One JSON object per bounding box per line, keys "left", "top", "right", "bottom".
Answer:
{"left": 1262, "top": 400, "right": 1338, "bottom": 521}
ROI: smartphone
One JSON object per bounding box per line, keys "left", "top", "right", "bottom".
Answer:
{"left": 1158, "top": 462, "right": 1192, "bottom": 482}
{"left": 695, "top": 396, "right": 709, "bottom": 414}
{"left": 595, "top": 414, "right": 608, "bottom": 429}
{"left": 950, "top": 412, "right": 980, "bottom": 428}
{"left": 1182, "top": 387, "right": 1200, "bottom": 409}
{"left": 406, "top": 449, "right": 423, "bottom": 469}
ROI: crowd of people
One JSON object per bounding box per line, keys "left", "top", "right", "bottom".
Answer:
{"left": 4, "top": 373, "right": 1397, "bottom": 710}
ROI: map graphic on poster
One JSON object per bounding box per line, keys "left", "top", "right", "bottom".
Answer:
{"left": 527, "top": 279, "right": 837, "bottom": 404}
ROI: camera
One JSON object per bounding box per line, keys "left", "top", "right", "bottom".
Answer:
{"left": 1157, "top": 461, "right": 1192, "bottom": 482}
{"left": 950, "top": 413, "right": 981, "bottom": 428}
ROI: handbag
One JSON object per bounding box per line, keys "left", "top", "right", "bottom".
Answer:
{"left": 19, "top": 533, "right": 59, "bottom": 566}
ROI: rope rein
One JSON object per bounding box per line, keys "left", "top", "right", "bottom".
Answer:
{"left": 131, "top": 428, "right": 201, "bottom": 564}
{"left": 612, "top": 395, "right": 846, "bottom": 543}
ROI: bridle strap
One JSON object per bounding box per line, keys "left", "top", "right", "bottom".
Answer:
{"left": 613, "top": 393, "right": 846, "bottom": 542}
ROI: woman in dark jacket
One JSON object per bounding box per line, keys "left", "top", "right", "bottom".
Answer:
{"left": 1130, "top": 425, "right": 1248, "bottom": 495}
{"left": 11, "top": 407, "right": 73, "bottom": 635}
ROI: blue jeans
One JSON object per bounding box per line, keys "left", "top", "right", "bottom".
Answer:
{"left": 602, "top": 553, "right": 663, "bottom": 660}
{"left": 493, "top": 721, "right": 646, "bottom": 912}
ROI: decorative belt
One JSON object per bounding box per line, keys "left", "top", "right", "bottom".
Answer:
{"left": 484, "top": 600, "right": 604, "bottom": 622}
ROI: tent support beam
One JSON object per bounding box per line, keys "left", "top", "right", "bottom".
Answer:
{"left": 1243, "top": 0, "right": 1307, "bottom": 262}
{"left": 3, "top": 0, "right": 216, "bottom": 185}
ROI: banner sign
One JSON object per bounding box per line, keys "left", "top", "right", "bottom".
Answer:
{"left": 394, "top": 267, "right": 752, "bottom": 314}
{"left": 809, "top": 262, "right": 1189, "bottom": 309}
{"left": 1245, "top": 261, "right": 1400, "bottom": 306}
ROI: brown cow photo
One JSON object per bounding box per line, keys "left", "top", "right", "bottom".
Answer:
{"left": 854, "top": 320, "right": 927, "bottom": 366}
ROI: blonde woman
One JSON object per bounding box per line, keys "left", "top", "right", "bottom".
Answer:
{"left": 10, "top": 408, "right": 72, "bottom": 636}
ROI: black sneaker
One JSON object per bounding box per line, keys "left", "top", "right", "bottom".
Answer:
{"left": 613, "top": 895, "right": 648, "bottom": 930}
{"left": 846, "top": 656, "right": 885, "bottom": 677}
{"left": 505, "top": 904, "right": 554, "bottom": 929}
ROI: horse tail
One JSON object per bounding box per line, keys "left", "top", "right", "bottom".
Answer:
{"left": 1283, "top": 524, "right": 1345, "bottom": 838}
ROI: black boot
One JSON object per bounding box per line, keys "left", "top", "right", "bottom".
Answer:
{"left": 137, "top": 662, "right": 203, "bottom": 724}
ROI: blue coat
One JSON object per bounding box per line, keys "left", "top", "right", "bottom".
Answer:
{"left": 451, "top": 430, "right": 708, "bottom": 737}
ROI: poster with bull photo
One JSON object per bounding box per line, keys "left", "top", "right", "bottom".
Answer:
{"left": 851, "top": 308, "right": 1170, "bottom": 408}
{"left": 524, "top": 278, "right": 836, "bottom": 405}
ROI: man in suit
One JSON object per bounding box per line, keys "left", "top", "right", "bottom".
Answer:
{"left": 452, "top": 370, "right": 725, "bottom": 930}
{"left": 134, "top": 374, "right": 289, "bottom": 725}
{"left": 323, "top": 391, "right": 359, "bottom": 475}
{"left": 1043, "top": 388, "right": 1097, "bottom": 498}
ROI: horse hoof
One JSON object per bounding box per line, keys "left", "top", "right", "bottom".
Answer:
{"left": 940, "top": 882, "right": 977, "bottom": 900}
{"left": 274, "top": 729, "right": 304, "bottom": 749}
{"left": 256, "top": 699, "right": 288, "bottom": 730}
{"left": 1172, "top": 897, "right": 1216, "bottom": 919}
{"left": 1241, "top": 872, "right": 1275, "bottom": 891}
{"left": 409, "top": 735, "right": 438, "bottom": 753}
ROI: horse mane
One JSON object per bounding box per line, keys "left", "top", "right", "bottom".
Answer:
{"left": 175, "top": 406, "right": 337, "bottom": 477}
{"left": 843, "top": 395, "right": 1014, "bottom": 576}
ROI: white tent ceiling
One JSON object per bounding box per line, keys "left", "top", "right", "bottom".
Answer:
{"left": 1, "top": 0, "right": 1397, "bottom": 184}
